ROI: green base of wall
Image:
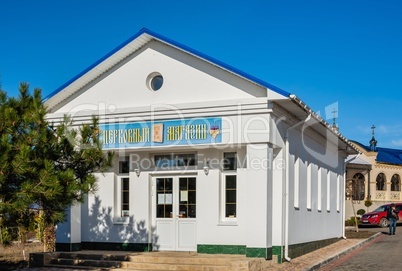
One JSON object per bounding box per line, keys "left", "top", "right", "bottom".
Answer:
{"left": 246, "top": 247, "right": 268, "bottom": 258}
{"left": 197, "top": 244, "right": 246, "bottom": 255}
{"left": 55, "top": 242, "right": 152, "bottom": 252}
{"left": 272, "top": 237, "right": 340, "bottom": 263}
{"left": 197, "top": 244, "right": 271, "bottom": 259}
{"left": 288, "top": 237, "right": 338, "bottom": 259}
{"left": 272, "top": 246, "right": 283, "bottom": 263}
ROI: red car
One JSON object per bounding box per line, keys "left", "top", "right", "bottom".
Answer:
{"left": 360, "top": 203, "right": 402, "bottom": 227}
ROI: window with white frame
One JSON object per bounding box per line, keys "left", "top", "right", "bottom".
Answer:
{"left": 221, "top": 152, "right": 237, "bottom": 220}
{"left": 121, "top": 177, "right": 129, "bottom": 217}
{"left": 118, "top": 156, "right": 130, "bottom": 217}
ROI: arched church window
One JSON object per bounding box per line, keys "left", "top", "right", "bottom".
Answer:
{"left": 391, "top": 174, "right": 401, "bottom": 191}
{"left": 376, "top": 173, "right": 386, "bottom": 191}
{"left": 352, "top": 173, "right": 365, "bottom": 200}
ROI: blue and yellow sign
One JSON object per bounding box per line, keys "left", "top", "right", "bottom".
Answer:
{"left": 100, "top": 117, "right": 221, "bottom": 149}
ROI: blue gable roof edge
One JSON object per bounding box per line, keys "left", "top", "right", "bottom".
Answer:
{"left": 351, "top": 140, "right": 402, "bottom": 165}
{"left": 45, "top": 28, "right": 149, "bottom": 100}
{"left": 141, "top": 28, "right": 291, "bottom": 97}
{"left": 45, "top": 28, "right": 290, "bottom": 101}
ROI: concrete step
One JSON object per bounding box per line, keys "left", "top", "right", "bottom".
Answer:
{"left": 45, "top": 264, "right": 104, "bottom": 270}
{"left": 50, "top": 258, "right": 123, "bottom": 269}
{"left": 126, "top": 254, "right": 248, "bottom": 265}
{"left": 50, "top": 259, "right": 230, "bottom": 271}
{"left": 38, "top": 251, "right": 272, "bottom": 271}
{"left": 58, "top": 252, "right": 131, "bottom": 261}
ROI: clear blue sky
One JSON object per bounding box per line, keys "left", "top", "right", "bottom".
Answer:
{"left": 1, "top": 0, "right": 401, "bottom": 148}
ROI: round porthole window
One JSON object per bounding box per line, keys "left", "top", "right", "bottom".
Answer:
{"left": 147, "top": 73, "right": 164, "bottom": 91}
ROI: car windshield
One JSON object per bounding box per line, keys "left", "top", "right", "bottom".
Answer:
{"left": 373, "top": 206, "right": 388, "bottom": 212}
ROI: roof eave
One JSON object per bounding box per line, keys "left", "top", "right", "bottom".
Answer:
{"left": 288, "top": 94, "right": 359, "bottom": 155}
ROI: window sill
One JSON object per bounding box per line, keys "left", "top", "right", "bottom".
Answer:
{"left": 217, "top": 220, "right": 238, "bottom": 226}
{"left": 113, "top": 217, "right": 130, "bottom": 224}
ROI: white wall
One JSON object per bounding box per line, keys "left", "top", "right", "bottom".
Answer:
{"left": 245, "top": 144, "right": 271, "bottom": 248}
{"left": 286, "top": 127, "right": 344, "bottom": 245}
{"left": 54, "top": 41, "right": 267, "bottom": 114}
{"left": 81, "top": 172, "right": 117, "bottom": 242}
{"left": 195, "top": 147, "right": 248, "bottom": 245}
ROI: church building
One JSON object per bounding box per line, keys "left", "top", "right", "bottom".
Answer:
{"left": 346, "top": 127, "right": 402, "bottom": 223}
{"left": 45, "top": 28, "right": 357, "bottom": 262}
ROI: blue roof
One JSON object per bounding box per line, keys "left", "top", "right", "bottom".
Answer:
{"left": 45, "top": 28, "right": 290, "bottom": 101}
{"left": 353, "top": 141, "right": 402, "bottom": 165}
{"left": 376, "top": 148, "right": 402, "bottom": 165}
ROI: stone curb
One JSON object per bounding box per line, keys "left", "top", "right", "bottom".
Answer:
{"left": 306, "top": 232, "right": 382, "bottom": 271}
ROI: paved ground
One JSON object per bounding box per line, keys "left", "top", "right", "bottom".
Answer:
{"left": 21, "top": 269, "right": 87, "bottom": 271}
{"left": 317, "top": 227, "right": 402, "bottom": 271}
{"left": 265, "top": 231, "right": 381, "bottom": 271}
{"left": 19, "top": 226, "right": 385, "bottom": 271}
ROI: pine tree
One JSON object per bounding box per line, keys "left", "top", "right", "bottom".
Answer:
{"left": 0, "top": 82, "right": 114, "bottom": 252}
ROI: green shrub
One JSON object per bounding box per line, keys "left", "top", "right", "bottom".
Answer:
{"left": 1, "top": 227, "right": 14, "bottom": 247}
{"left": 357, "top": 209, "right": 366, "bottom": 215}
{"left": 364, "top": 199, "right": 373, "bottom": 208}
{"left": 345, "top": 216, "right": 360, "bottom": 226}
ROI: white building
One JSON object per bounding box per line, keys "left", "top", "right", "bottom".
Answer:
{"left": 45, "top": 28, "right": 357, "bottom": 262}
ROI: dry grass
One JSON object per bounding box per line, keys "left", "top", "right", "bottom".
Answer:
{"left": 345, "top": 229, "right": 378, "bottom": 239}
{"left": 0, "top": 241, "right": 43, "bottom": 270}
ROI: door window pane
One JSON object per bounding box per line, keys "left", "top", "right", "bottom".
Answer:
{"left": 180, "top": 178, "right": 187, "bottom": 190}
{"left": 188, "top": 191, "right": 196, "bottom": 204}
{"left": 188, "top": 178, "right": 196, "bottom": 190}
{"left": 188, "top": 205, "right": 196, "bottom": 218}
{"left": 156, "top": 178, "right": 173, "bottom": 218}
{"left": 178, "top": 177, "right": 196, "bottom": 218}
{"left": 165, "top": 178, "right": 173, "bottom": 191}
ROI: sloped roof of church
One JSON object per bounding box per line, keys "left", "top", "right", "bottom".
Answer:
{"left": 376, "top": 147, "right": 402, "bottom": 165}
{"left": 45, "top": 28, "right": 290, "bottom": 108}
{"left": 352, "top": 141, "right": 402, "bottom": 165}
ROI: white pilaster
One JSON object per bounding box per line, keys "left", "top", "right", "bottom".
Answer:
{"left": 246, "top": 144, "right": 271, "bottom": 249}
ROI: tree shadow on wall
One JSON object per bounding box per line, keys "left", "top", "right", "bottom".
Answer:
{"left": 86, "top": 196, "right": 159, "bottom": 251}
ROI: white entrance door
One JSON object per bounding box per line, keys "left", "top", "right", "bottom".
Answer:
{"left": 153, "top": 176, "right": 197, "bottom": 251}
